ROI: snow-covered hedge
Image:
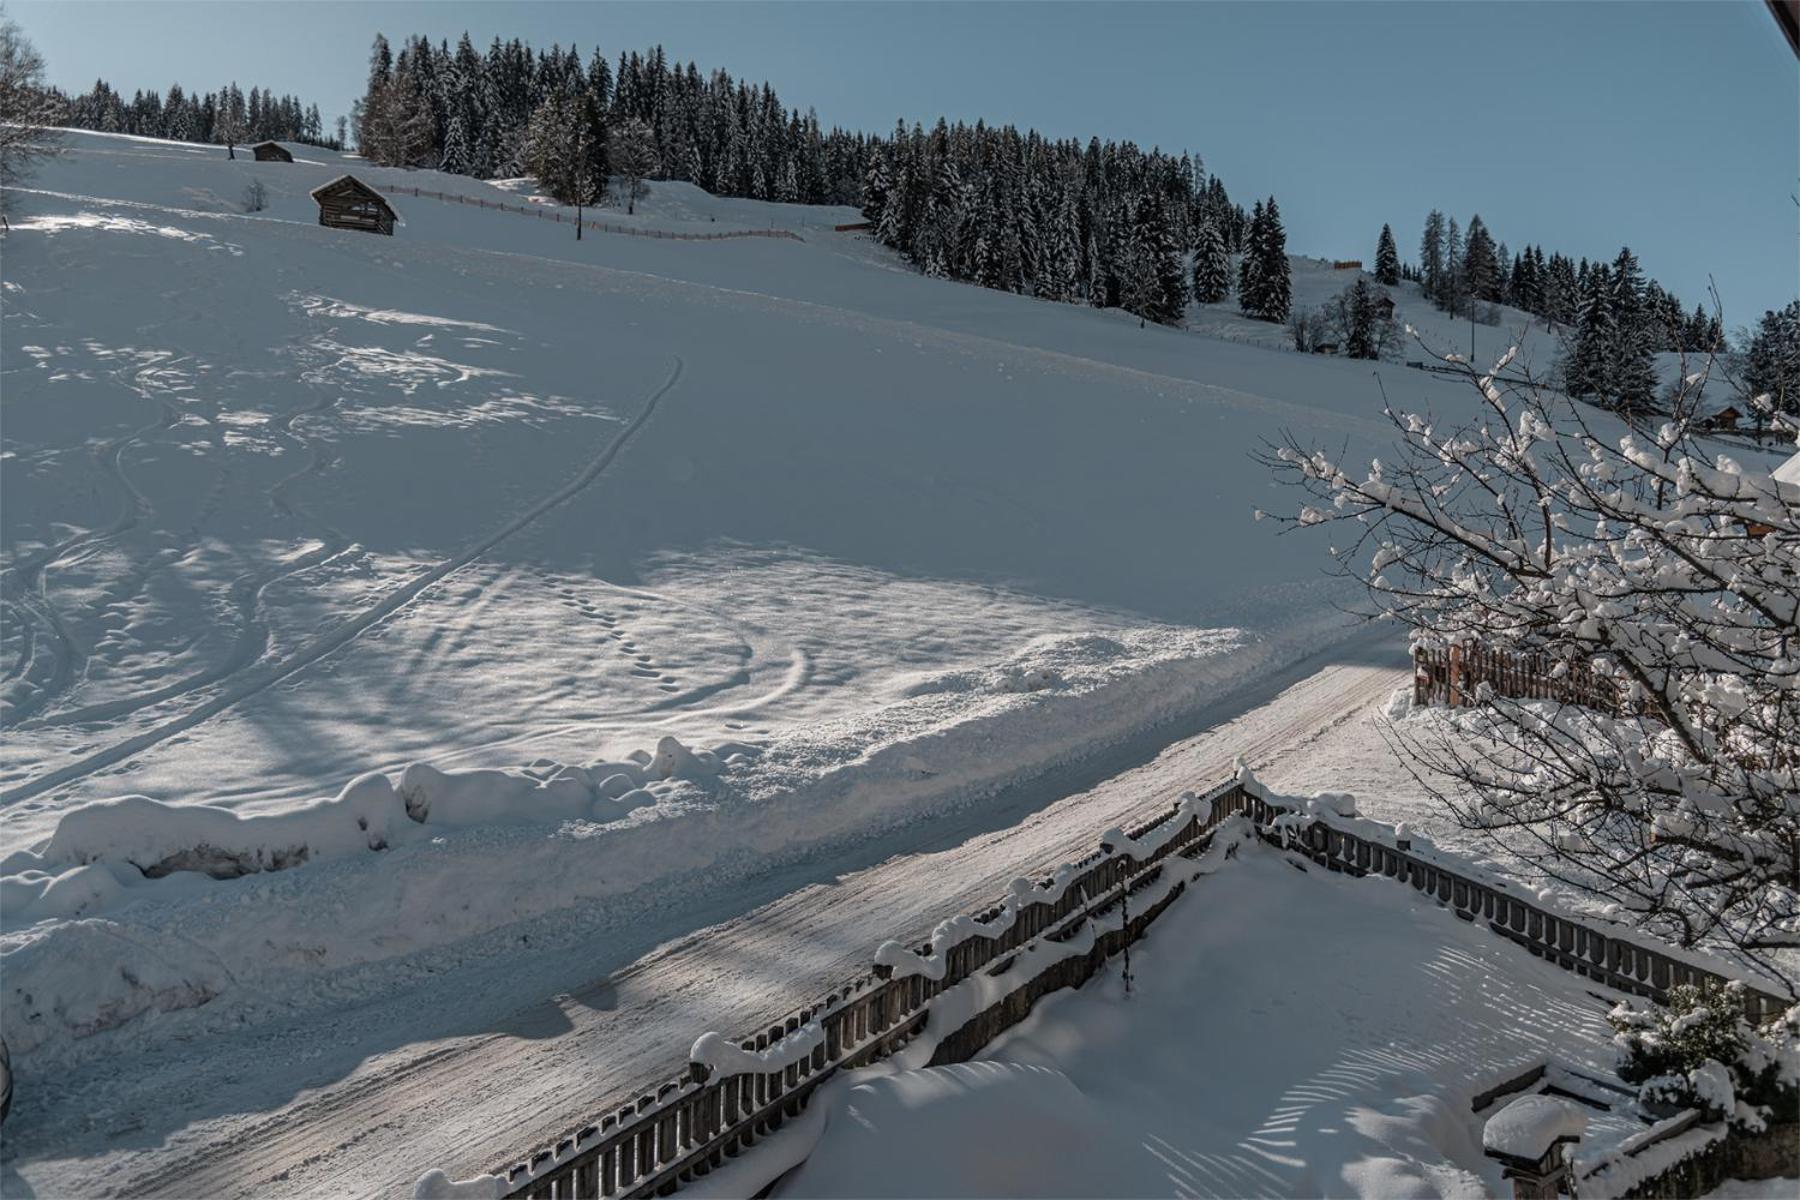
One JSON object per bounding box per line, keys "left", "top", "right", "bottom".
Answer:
{"left": 1608, "top": 980, "right": 1800, "bottom": 1133}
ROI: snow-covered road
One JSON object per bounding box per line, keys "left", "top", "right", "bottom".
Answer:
{"left": 3, "top": 638, "right": 1407, "bottom": 1199}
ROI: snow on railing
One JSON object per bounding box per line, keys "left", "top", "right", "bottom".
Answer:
{"left": 464, "top": 772, "right": 1790, "bottom": 1200}
{"left": 371, "top": 183, "right": 805, "bottom": 244}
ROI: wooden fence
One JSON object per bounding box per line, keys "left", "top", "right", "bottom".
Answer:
{"left": 1414, "top": 642, "right": 1632, "bottom": 716}
{"left": 1277, "top": 815, "right": 1788, "bottom": 1023}
{"left": 371, "top": 183, "right": 805, "bottom": 244}
{"left": 489, "top": 776, "right": 1790, "bottom": 1200}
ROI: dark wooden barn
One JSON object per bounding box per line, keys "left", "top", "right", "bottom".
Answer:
{"left": 1703, "top": 405, "right": 1743, "bottom": 431}
{"left": 310, "top": 175, "right": 396, "bottom": 236}
{"left": 251, "top": 141, "right": 293, "bottom": 163}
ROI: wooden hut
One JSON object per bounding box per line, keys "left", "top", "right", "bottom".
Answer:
{"left": 251, "top": 141, "right": 293, "bottom": 163}
{"left": 1700, "top": 404, "right": 1743, "bottom": 431}
{"left": 309, "top": 175, "right": 396, "bottom": 236}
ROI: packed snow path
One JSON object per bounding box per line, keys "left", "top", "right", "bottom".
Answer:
{"left": 1, "top": 644, "right": 1406, "bottom": 1199}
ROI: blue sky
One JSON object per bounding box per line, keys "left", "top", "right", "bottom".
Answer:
{"left": 14, "top": 1, "right": 1797, "bottom": 323}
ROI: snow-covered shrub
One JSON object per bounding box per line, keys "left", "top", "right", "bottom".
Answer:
{"left": 1608, "top": 980, "right": 1800, "bottom": 1130}
{"left": 241, "top": 178, "right": 266, "bottom": 212}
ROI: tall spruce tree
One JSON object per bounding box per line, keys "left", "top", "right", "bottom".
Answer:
{"left": 1238, "top": 199, "right": 1265, "bottom": 318}
{"left": 1419, "top": 210, "right": 1446, "bottom": 303}
{"left": 1256, "top": 196, "right": 1291, "bottom": 322}
{"left": 1192, "top": 217, "right": 1231, "bottom": 304}
{"left": 1374, "top": 223, "right": 1399, "bottom": 286}
{"left": 1608, "top": 247, "right": 1658, "bottom": 411}
{"left": 1565, "top": 263, "right": 1615, "bottom": 401}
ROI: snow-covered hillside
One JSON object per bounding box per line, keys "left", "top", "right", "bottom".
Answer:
{"left": 3, "top": 131, "right": 1538, "bottom": 1071}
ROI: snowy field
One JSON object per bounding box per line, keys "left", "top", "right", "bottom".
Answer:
{"left": 0, "top": 131, "right": 1751, "bottom": 1096}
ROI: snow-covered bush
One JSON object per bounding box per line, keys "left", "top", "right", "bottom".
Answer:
{"left": 1608, "top": 980, "right": 1800, "bottom": 1130}
{"left": 1261, "top": 336, "right": 1800, "bottom": 984}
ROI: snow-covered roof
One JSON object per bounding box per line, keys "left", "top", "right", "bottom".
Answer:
{"left": 1772, "top": 451, "right": 1800, "bottom": 489}
{"left": 308, "top": 173, "right": 389, "bottom": 204}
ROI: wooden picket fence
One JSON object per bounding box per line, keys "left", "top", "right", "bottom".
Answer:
{"left": 372, "top": 183, "right": 805, "bottom": 244}
{"left": 490, "top": 776, "right": 1790, "bottom": 1200}
{"left": 1414, "top": 642, "right": 1632, "bottom": 716}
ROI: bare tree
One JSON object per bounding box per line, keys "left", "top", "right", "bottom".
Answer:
{"left": 0, "top": 10, "right": 64, "bottom": 215}
{"left": 1260, "top": 335, "right": 1800, "bottom": 985}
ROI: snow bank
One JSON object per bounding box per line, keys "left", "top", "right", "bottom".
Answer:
{"left": 1, "top": 739, "right": 706, "bottom": 928}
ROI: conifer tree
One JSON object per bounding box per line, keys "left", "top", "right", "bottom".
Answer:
{"left": 1565, "top": 263, "right": 1615, "bottom": 401}
{"left": 1374, "top": 223, "right": 1399, "bottom": 286}
{"left": 1608, "top": 247, "right": 1658, "bottom": 411}
{"left": 1191, "top": 217, "right": 1231, "bottom": 304}
{"left": 1419, "top": 210, "right": 1446, "bottom": 302}
{"left": 1463, "top": 216, "right": 1499, "bottom": 309}
{"left": 1237, "top": 200, "right": 1265, "bottom": 317}
{"left": 1744, "top": 300, "right": 1800, "bottom": 419}
{"left": 1256, "top": 196, "right": 1291, "bottom": 322}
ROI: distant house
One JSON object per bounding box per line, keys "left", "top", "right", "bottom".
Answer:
{"left": 1332, "top": 260, "right": 1362, "bottom": 270}
{"left": 309, "top": 175, "right": 396, "bottom": 236}
{"left": 1374, "top": 292, "right": 1397, "bottom": 319}
{"left": 1699, "top": 405, "right": 1744, "bottom": 431}
{"left": 251, "top": 141, "right": 293, "bottom": 164}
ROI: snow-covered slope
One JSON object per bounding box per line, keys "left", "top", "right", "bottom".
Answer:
{"left": 1, "top": 131, "right": 1513, "bottom": 1068}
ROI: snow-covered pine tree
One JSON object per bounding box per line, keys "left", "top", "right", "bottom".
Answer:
{"left": 1419, "top": 210, "right": 1446, "bottom": 303}
{"left": 1442, "top": 217, "right": 1465, "bottom": 316}
{"left": 1609, "top": 246, "right": 1658, "bottom": 413}
{"left": 1032, "top": 193, "right": 1078, "bottom": 302}
{"left": 861, "top": 147, "right": 890, "bottom": 228}
{"left": 1374, "top": 223, "right": 1399, "bottom": 286}
{"left": 1743, "top": 300, "right": 1800, "bottom": 421}
{"left": 1564, "top": 262, "right": 1615, "bottom": 401}
{"left": 440, "top": 108, "right": 471, "bottom": 174}
{"left": 1546, "top": 253, "right": 1580, "bottom": 328}
{"left": 1238, "top": 199, "right": 1266, "bottom": 318}
{"left": 1256, "top": 196, "right": 1291, "bottom": 323}
{"left": 1192, "top": 217, "right": 1231, "bottom": 304}
{"left": 1464, "top": 215, "right": 1498, "bottom": 306}
{"left": 1123, "top": 194, "right": 1188, "bottom": 325}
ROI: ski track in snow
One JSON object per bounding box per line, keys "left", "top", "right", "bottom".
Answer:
{"left": 0, "top": 358, "right": 683, "bottom": 805}
{"left": 6, "top": 647, "right": 1406, "bottom": 1200}
{"left": 1, "top": 352, "right": 190, "bottom": 725}
{"left": 17, "top": 350, "right": 351, "bottom": 732}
